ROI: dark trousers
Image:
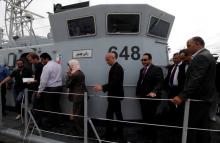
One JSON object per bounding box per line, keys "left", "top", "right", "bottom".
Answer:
{"left": 140, "top": 99, "right": 160, "bottom": 143}
{"left": 187, "top": 102, "right": 211, "bottom": 143}
{"left": 41, "top": 86, "right": 62, "bottom": 127}
{"left": 166, "top": 86, "right": 184, "bottom": 126}
{"left": 32, "top": 91, "right": 44, "bottom": 126}
{"left": 1, "top": 83, "right": 6, "bottom": 114}
{"left": 13, "top": 90, "right": 24, "bottom": 114}
{"left": 105, "top": 99, "right": 123, "bottom": 138}
{"left": 160, "top": 102, "right": 184, "bottom": 143}
{"left": 162, "top": 86, "right": 184, "bottom": 143}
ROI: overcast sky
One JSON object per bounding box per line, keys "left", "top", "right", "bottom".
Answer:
{"left": 1, "top": 0, "right": 220, "bottom": 56}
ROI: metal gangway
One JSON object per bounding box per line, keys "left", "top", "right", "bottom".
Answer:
{"left": 0, "top": 87, "right": 220, "bottom": 143}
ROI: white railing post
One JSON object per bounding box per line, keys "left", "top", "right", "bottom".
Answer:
{"left": 24, "top": 88, "right": 29, "bottom": 131}
{"left": 181, "top": 99, "right": 190, "bottom": 143}
{"left": 0, "top": 85, "right": 2, "bottom": 127}
{"left": 84, "top": 92, "right": 88, "bottom": 143}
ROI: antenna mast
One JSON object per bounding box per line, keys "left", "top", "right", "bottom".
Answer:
{"left": 4, "top": 0, "right": 34, "bottom": 46}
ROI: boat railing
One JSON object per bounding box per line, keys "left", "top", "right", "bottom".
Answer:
{"left": 0, "top": 87, "right": 220, "bottom": 143}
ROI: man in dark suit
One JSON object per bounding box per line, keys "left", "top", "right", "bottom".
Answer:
{"left": 172, "top": 36, "right": 216, "bottom": 143}
{"left": 165, "top": 53, "right": 183, "bottom": 95}
{"left": 164, "top": 52, "right": 188, "bottom": 143}
{"left": 27, "top": 53, "right": 44, "bottom": 126}
{"left": 95, "top": 52, "right": 124, "bottom": 141}
{"left": 216, "top": 62, "right": 220, "bottom": 95}
{"left": 136, "top": 53, "right": 164, "bottom": 143}
{"left": 209, "top": 57, "right": 219, "bottom": 122}
{"left": 179, "top": 49, "right": 191, "bottom": 72}
{"left": 215, "top": 62, "right": 220, "bottom": 117}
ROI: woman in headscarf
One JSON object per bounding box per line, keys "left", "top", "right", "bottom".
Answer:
{"left": 66, "top": 59, "right": 86, "bottom": 124}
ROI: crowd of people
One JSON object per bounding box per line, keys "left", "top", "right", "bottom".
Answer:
{"left": 0, "top": 36, "right": 219, "bottom": 143}
{"left": 0, "top": 52, "right": 86, "bottom": 133}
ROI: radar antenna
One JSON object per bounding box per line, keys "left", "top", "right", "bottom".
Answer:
{"left": 3, "top": 0, "right": 44, "bottom": 46}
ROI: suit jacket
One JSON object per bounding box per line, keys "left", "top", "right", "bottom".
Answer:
{"left": 103, "top": 62, "right": 124, "bottom": 101}
{"left": 165, "top": 62, "right": 187, "bottom": 94}
{"left": 179, "top": 48, "right": 216, "bottom": 102}
{"left": 66, "top": 70, "right": 86, "bottom": 103}
{"left": 216, "top": 63, "right": 220, "bottom": 94}
{"left": 136, "top": 64, "right": 164, "bottom": 98}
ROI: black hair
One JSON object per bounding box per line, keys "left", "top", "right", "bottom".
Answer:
{"left": 40, "top": 53, "right": 52, "bottom": 60}
{"left": 173, "top": 53, "right": 179, "bottom": 57}
{"left": 179, "top": 49, "right": 189, "bottom": 56}
{"left": 143, "top": 53, "right": 152, "bottom": 60}
{"left": 16, "top": 59, "right": 24, "bottom": 63}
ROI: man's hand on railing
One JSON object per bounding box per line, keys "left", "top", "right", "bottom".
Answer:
{"left": 147, "top": 92, "right": 157, "bottom": 97}
{"left": 94, "top": 84, "right": 103, "bottom": 92}
{"left": 36, "top": 92, "right": 41, "bottom": 98}
{"left": 171, "top": 96, "right": 183, "bottom": 106}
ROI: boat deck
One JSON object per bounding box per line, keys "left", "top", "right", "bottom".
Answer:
{"left": 1, "top": 110, "right": 220, "bottom": 143}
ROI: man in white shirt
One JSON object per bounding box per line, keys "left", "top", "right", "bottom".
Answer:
{"left": 37, "top": 53, "right": 62, "bottom": 129}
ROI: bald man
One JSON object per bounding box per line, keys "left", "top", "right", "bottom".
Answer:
{"left": 95, "top": 52, "right": 124, "bottom": 141}
{"left": 172, "top": 36, "right": 216, "bottom": 143}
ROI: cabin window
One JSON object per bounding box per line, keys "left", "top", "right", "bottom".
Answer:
{"left": 67, "top": 16, "right": 96, "bottom": 37}
{"left": 8, "top": 53, "right": 16, "bottom": 69}
{"left": 107, "top": 13, "right": 140, "bottom": 34}
{"left": 147, "top": 16, "right": 170, "bottom": 39}
{"left": 0, "top": 54, "right": 5, "bottom": 66}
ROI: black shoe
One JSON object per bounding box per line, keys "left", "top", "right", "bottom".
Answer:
{"left": 105, "top": 136, "right": 113, "bottom": 142}
{"left": 41, "top": 124, "right": 54, "bottom": 130}
{"left": 118, "top": 137, "right": 127, "bottom": 143}
{"left": 103, "top": 134, "right": 113, "bottom": 141}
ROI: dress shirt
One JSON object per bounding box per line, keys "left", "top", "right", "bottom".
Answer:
{"left": 185, "top": 64, "right": 189, "bottom": 72}
{"left": 38, "top": 61, "right": 62, "bottom": 92}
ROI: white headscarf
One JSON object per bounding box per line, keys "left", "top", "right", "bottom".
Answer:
{"left": 67, "top": 59, "right": 81, "bottom": 74}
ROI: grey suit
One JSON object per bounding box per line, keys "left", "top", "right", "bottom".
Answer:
{"left": 179, "top": 48, "right": 216, "bottom": 143}
{"left": 179, "top": 48, "right": 216, "bottom": 101}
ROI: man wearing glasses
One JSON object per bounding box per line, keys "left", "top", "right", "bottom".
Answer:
{"left": 136, "top": 53, "right": 164, "bottom": 143}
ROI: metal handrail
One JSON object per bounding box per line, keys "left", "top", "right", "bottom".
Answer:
{"left": 0, "top": 88, "right": 218, "bottom": 143}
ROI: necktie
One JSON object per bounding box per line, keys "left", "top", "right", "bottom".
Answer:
{"left": 143, "top": 67, "right": 148, "bottom": 77}
{"left": 141, "top": 67, "right": 148, "bottom": 84}
{"left": 169, "top": 65, "right": 177, "bottom": 86}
